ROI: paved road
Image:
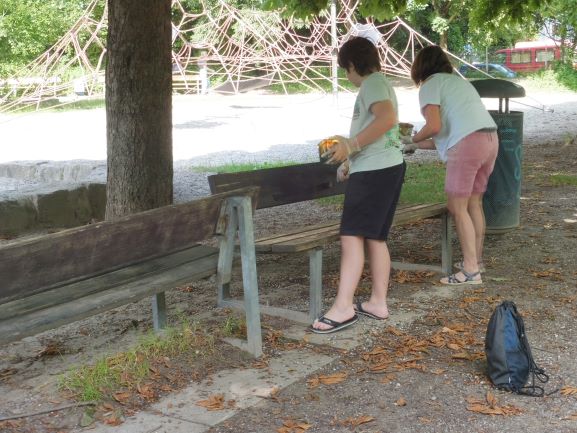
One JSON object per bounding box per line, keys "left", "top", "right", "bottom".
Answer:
{"left": 0, "top": 90, "right": 424, "bottom": 164}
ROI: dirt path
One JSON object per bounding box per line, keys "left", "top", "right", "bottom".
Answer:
{"left": 1, "top": 87, "right": 577, "bottom": 433}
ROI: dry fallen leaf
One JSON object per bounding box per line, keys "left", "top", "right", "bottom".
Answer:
{"left": 465, "top": 393, "right": 522, "bottom": 416}
{"left": 560, "top": 386, "right": 577, "bottom": 396}
{"left": 137, "top": 383, "right": 155, "bottom": 400}
{"left": 387, "top": 327, "right": 405, "bottom": 336}
{"left": 307, "top": 372, "right": 347, "bottom": 388}
{"left": 277, "top": 419, "right": 312, "bottom": 433}
{"left": 380, "top": 373, "right": 396, "bottom": 383}
{"left": 112, "top": 391, "right": 131, "bottom": 404}
{"left": 341, "top": 415, "right": 375, "bottom": 427}
{"left": 103, "top": 415, "right": 123, "bottom": 426}
{"left": 486, "top": 391, "right": 498, "bottom": 407}
{"left": 196, "top": 394, "right": 226, "bottom": 411}
{"left": 451, "top": 351, "right": 473, "bottom": 360}
{"left": 395, "top": 397, "right": 407, "bottom": 406}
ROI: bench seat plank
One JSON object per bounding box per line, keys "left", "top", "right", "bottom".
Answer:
{"left": 0, "top": 245, "right": 219, "bottom": 344}
{"left": 255, "top": 203, "right": 448, "bottom": 254}
{"left": 0, "top": 245, "right": 218, "bottom": 321}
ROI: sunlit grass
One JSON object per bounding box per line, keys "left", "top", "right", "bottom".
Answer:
{"left": 192, "top": 160, "right": 299, "bottom": 173}
{"left": 547, "top": 173, "right": 577, "bottom": 187}
{"left": 59, "top": 320, "right": 215, "bottom": 402}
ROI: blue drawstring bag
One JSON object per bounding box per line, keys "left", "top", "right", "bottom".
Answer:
{"left": 485, "top": 300, "right": 548, "bottom": 396}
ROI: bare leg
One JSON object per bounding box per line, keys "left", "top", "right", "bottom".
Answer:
{"left": 467, "top": 194, "right": 485, "bottom": 264}
{"left": 443, "top": 194, "right": 481, "bottom": 281}
{"left": 312, "top": 235, "right": 364, "bottom": 331}
{"left": 359, "top": 239, "right": 390, "bottom": 319}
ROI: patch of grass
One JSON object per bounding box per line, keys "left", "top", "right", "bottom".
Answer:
{"left": 59, "top": 320, "right": 215, "bottom": 402}
{"left": 221, "top": 314, "right": 247, "bottom": 338}
{"left": 316, "top": 162, "right": 446, "bottom": 208}
{"left": 50, "top": 98, "right": 105, "bottom": 111}
{"left": 267, "top": 66, "right": 356, "bottom": 94}
{"left": 7, "top": 97, "right": 105, "bottom": 114}
{"left": 193, "top": 160, "right": 300, "bottom": 173}
{"left": 547, "top": 173, "right": 577, "bottom": 187}
{"left": 400, "top": 162, "right": 445, "bottom": 204}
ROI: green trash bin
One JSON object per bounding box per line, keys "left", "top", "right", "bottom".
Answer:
{"left": 471, "top": 79, "right": 526, "bottom": 233}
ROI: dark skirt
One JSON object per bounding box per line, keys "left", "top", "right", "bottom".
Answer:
{"left": 340, "top": 162, "right": 406, "bottom": 240}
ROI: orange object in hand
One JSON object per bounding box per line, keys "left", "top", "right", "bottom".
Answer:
{"left": 318, "top": 138, "right": 339, "bottom": 162}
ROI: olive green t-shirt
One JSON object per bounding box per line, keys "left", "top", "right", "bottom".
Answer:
{"left": 348, "top": 72, "right": 403, "bottom": 174}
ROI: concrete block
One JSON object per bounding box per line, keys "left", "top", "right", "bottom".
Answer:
{"left": 0, "top": 197, "right": 38, "bottom": 236}
{"left": 36, "top": 184, "right": 106, "bottom": 228}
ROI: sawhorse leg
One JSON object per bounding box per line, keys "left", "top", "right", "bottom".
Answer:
{"left": 217, "top": 196, "right": 263, "bottom": 358}
{"left": 152, "top": 292, "right": 167, "bottom": 332}
{"left": 440, "top": 212, "right": 452, "bottom": 275}
{"left": 308, "top": 248, "right": 323, "bottom": 321}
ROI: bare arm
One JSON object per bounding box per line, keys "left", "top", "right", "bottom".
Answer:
{"left": 328, "top": 99, "right": 397, "bottom": 162}
{"left": 412, "top": 104, "right": 441, "bottom": 150}
{"left": 355, "top": 99, "right": 397, "bottom": 147}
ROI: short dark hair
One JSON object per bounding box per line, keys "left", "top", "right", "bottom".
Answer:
{"left": 338, "top": 36, "right": 381, "bottom": 76}
{"left": 410, "top": 45, "right": 454, "bottom": 86}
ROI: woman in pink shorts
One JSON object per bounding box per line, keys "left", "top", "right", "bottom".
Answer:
{"left": 402, "top": 45, "right": 498, "bottom": 285}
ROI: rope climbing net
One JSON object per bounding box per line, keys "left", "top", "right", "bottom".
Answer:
{"left": 0, "top": 0, "right": 471, "bottom": 113}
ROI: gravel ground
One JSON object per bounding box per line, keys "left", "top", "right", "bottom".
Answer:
{"left": 0, "top": 86, "right": 576, "bottom": 433}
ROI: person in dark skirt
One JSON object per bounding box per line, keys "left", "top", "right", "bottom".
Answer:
{"left": 311, "top": 36, "right": 405, "bottom": 334}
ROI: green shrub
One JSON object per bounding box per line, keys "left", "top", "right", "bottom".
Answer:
{"left": 553, "top": 62, "right": 577, "bottom": 91}
{"left": 519, "top": 62, "right": 577, "bottom": 92}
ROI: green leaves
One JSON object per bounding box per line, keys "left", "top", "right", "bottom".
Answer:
{"left": 262, "top": 0, "right": 407, "bottom": 21}
{"left": 0, "top": 0, "right": 87, "bottom": 74}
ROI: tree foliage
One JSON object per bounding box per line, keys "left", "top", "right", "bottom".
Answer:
{"left": 262, "top": 0, "right": 407, "bottom": 21}
{"left": 0, "top": 0, "right": 88, "bottom": 75}
{"left": 537, "top": 0, "right": 577, "bottom": 60}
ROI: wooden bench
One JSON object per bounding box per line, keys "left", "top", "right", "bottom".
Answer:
{"left": 0, "top": 187, "right": 264, "bottom": 357}
{"left": 208, "top": 163, "right": 452, "bottom": 323}
{"left": 172, "top": 74, "right": 201, "bottom": 94}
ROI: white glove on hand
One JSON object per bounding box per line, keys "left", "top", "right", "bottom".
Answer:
{"left": 403, "top": 142, "right": 418, "bottom": 154}
{"left": 336, "top": 160, "right": 350, "bottom": 182}
{"left": 323, "top": 135, "right": 360, "bottom": 164}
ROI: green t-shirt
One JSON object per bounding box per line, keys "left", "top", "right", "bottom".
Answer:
{"left": 348, "top": 72, "right": 403, "bottom": 174}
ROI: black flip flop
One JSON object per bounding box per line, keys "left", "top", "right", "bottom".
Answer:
{"left": 354, "top": 301, "right": 388, "bottom": 320}
{"left": 308, "top": 313, "right": 359, "bottom": 334}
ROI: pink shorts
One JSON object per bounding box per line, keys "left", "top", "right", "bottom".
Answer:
{"left": 445, "top": 131, "right": 498, "bottom": 197}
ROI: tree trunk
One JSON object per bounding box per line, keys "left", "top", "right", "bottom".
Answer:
{"left": 105, "top": 0, "right": 173, "bottom": 220}
{"left": 439, "top": 31, "right": 448, "bottom": 50}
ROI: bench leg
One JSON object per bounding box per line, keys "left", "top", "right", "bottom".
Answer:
{"left": 308, "top": 248, "right": 323, "bottom": 321}
{"left": 152, "top": 292, "right": 167, "bottom": 331}
{"left": 221, "top": 196, "right": 263, "bottom": 358}
{"left": 441, "top": 212, "right": 452, "bottom": 275}
{"left": 217, "top": 203, "right": 238, "bottom": 305}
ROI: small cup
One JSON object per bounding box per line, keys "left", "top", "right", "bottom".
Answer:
{"left": 399, "top": 122, "right": 414, "bottom": 137}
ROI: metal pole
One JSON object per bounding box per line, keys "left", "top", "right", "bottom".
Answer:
{"left": 331, "top": 0, "right": 338, "bottom": 98}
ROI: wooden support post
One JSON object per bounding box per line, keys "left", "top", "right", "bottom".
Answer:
{"left": 441, "top": 212, "right": 452, "bottom": 275}
{"left": 216, "top": 201, "right": 237, "bottom": 305}
{"left": 229, "top": 196, "right": 262, "bottom": 358}
{"left": 152, "top": 291, "right": 167, "bottom": 331}
{"left": 308, "top": 248, "right": 323, "bottom": 321}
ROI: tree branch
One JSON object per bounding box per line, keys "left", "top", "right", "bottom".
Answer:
{"left": 0, "top": 401, "right": 96, "bottom": 422}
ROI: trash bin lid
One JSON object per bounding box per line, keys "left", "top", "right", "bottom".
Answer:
{"left": 470, "top": 79, "right": 526, "bottom": 98}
